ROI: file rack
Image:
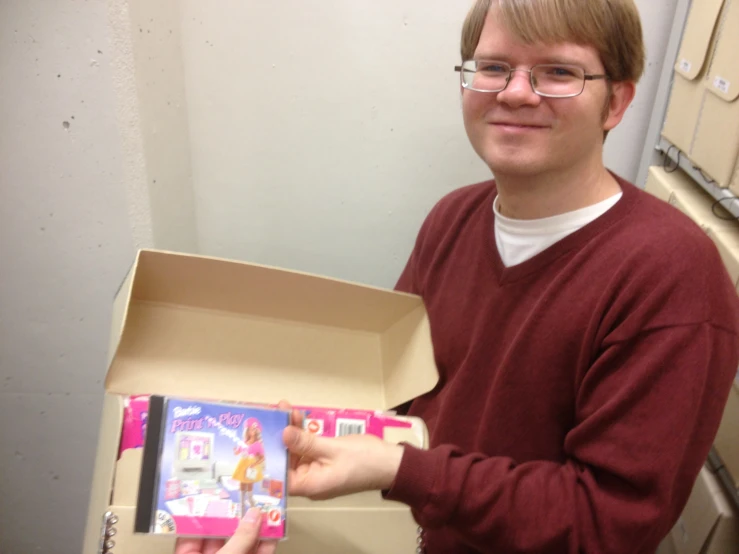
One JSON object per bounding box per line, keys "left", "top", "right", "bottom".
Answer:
{"left": 636, "top": 0, "right": 739, "bottom": 521}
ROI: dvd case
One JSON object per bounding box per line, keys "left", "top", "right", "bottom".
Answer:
{"left": 135, "top": 395, "right": 290, "bottom": 540}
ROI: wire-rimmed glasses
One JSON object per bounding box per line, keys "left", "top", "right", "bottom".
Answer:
{"left": 454, "top": 60, "right": 609, "bottom": 98}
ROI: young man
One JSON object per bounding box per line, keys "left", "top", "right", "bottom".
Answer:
{"left": 282, "top": 1, "right": 739, "bottom": 553}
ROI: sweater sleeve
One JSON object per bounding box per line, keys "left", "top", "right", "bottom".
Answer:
{"left": 384, "top": 320, "right": 739, "bottom": 553}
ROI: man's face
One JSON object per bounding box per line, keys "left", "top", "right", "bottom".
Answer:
{"left": 462, "top": 11, "right": 624, "bottom": 178}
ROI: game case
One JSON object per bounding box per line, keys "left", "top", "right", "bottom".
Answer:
{"left": 135, "top": 395, "right": 290, "bottom": 540}
{"left": 119, "top": 395, "right": 418, "bottom": 459}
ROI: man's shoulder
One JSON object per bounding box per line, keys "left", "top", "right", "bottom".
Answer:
{"left": 608, "top": 181, "right": 739, "bottom": 330}
{"left": 623, "top": 181, "right": 717, "bottom": 255}
{"left": 423, "top": 179, "right": 496, "bottom": 225}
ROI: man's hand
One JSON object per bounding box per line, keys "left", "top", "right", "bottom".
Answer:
{"left": 174, "top": 508, "right": 277, "bottom": 554}
{"left": 281, "top": 419, "right": 405, "bottom": 500}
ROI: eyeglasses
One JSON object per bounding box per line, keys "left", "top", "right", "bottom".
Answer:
{"left": 454, "top": 60, "right": 609, "bottom": 98}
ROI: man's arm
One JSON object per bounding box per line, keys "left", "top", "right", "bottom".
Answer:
{"left": 284, "top": 321, "right": 738, "bottom": 553}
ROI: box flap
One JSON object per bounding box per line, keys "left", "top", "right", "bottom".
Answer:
{"left": 670, "top": 466, "right": 723, "bottom": 554}
{"left": 706, "top": 0, "right": 739, "bottom": 103}
{"left": 674, "top": 0, "right": 726, "bottom": 80}
{"left": 104, "top": 250, "right": 439, "bottom": 411}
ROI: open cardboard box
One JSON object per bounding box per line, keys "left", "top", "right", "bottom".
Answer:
{"left": 82, "top": 249, "right": 439, "bottom": 554}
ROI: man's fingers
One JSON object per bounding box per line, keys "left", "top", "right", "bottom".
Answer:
{"left": 219, "top": 508, "right": 262, "bottom": 554}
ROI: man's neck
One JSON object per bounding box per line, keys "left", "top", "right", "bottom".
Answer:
{"left": 494, "top": 160, "right": 622, "bottom": 220}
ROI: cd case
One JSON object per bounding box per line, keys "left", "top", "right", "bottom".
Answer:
{"left": 135, "top": 395, "right": 290, "bottom": 540}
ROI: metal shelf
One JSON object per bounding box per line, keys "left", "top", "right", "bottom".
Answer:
{"left": 655, "top": 137, "right": 739, "bottom": 221}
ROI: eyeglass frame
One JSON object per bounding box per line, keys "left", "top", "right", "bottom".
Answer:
{"left": 453, "top": 60, "right": 610, "bottom": 98}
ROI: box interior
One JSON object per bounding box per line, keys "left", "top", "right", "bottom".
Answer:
{"left": 105, "top": 249, "right": 439, "bottom": 411}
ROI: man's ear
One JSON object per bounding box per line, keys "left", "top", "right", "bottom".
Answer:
{"left": 603, "top": 81, "right": 636, "bottom": 131}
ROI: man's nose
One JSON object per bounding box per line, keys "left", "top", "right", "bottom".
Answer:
{"left": 497, "top": 69, "right": 541, "bottom": 107}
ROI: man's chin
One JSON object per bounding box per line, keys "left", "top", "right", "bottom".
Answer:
{"left": 486, "top": 156, "right": 545, "bottom": 177}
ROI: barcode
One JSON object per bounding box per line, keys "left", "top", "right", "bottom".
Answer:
{"left": 714, "top": 76, "right": 731, "bottom": 94}
{"left": 336, "top": 418, "right": 366, "bottom": 437}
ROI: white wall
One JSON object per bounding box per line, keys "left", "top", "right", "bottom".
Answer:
{"left": 0, "top": 1, "right": 138, "bottom": 553}
{"left": 604, "top": 0, "right": 680, "bottom": 181}
{"left": 181, "top": 0, "right": 491, "bottom": 288}
{"left": 0, "top": 0, "right": 679, "bottom": 552}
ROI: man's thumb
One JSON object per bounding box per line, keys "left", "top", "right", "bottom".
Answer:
{"left": 221, "top": 507, "right": 262, "bottom": 554}
{"left": 283, "top": 425, "right": 329, "bottom": 458}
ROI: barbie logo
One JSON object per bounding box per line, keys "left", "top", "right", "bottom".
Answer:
{"left": 173, "top": 406, "right": 201, "bottom": 417}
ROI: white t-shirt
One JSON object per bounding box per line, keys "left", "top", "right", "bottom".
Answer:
{"left": 493, "top": 193, "right": 623, "bottom": 267}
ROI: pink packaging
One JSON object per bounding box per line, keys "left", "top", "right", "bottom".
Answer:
{"left": 118, "top": 394, "right": 150, "bottom": 458}
{"left": 294, "top": 405, "right": 413, "bottom": 438}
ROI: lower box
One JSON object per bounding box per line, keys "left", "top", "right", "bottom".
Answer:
{"left": 715, "top": 381, "right": 739, "bottom": 488}
{"left": 664, "top": 465, "right": 739, "bottom": 554}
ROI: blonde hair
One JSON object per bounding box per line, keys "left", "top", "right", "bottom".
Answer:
{"left": 461, "top": 0, "right": 645, "bottom": 83}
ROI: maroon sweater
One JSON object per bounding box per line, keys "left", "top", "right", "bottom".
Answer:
{"left": 384, "top": 176, "right": 739, "bottom": 554}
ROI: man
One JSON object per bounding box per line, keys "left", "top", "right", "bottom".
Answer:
{"left": 290, "top": 0, "right": 739, "bottom": 553}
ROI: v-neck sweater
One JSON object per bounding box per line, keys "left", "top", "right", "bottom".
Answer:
{"left": 385, "top": 175, "right": 739, "bottom": 554}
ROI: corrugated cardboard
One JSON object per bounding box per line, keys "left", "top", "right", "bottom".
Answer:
{"left": 666, "top": 465, "right": 739, "bottom": 554}
{"left": 691, "top": 0, "right": 739, "bottom": 190}
{"left": 661, "top": 0, "right": 725, "bottom": 156}
{"left": 82, "top": 249, "right": 439, "bottom": 554}
{"left": 715, "top": 381, "right": 739, "bottom": 489}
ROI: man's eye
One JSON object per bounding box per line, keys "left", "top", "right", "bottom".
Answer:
{"left": 480, "top": 64, "right": 507, "bottom": 73}
{"left": 547, "top": 66, "right": 577, "bottom": 77}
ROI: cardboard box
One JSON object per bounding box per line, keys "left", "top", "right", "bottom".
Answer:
{"left": 691, "top": 0, "right": 739, "bottom": 190}
{"left": 665, "top": 465, "right": 739, "bottom": 554}
{"left": 644, "top": 165, "right": 678, "bottom": 203}
{"left": 82, "top": 249, "right": 439, "bottom": 554}
{"left": 661, "top": 0, "right": 725, "bottom": 157}
{"left": 715, "top": 380, "right": 739, "bottom": 489}
{"left": 644, "top": 166, "right": 735, "bottom": 234}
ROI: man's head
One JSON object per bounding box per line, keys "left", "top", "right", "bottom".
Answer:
{"left": 459, "top": 0, "right": 645, "bottom": 179}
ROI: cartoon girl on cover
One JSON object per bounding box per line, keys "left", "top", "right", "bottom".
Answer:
{"left": 231, "top": 418, "right": 265, "bottom": 516}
